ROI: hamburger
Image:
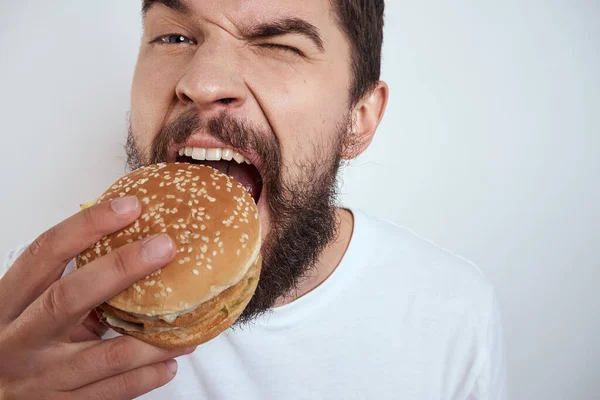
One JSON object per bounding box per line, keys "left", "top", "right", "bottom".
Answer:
{"left": 75, "top": 162, "right": 261, "bottom": 349}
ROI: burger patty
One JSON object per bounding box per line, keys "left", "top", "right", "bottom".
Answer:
{"left": 97, "top": 254, "right": 261, "bottom": 331}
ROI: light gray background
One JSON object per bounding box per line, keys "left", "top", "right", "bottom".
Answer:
{"left": 1, "top": 1, "right": 598, "bottom": 399}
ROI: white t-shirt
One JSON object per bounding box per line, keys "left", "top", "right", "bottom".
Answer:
{"left": 3, "top": 209, "right": 507, "bottom": 399}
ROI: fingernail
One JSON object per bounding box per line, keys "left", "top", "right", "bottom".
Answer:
{"left": 111, "top": 196, "right": 139, "bottom": 214}
{"left": 166, "top": 359, "right": 178, "bottom": 375}
{"left": 142, "top": 234, "right": 173, "bottom": 260}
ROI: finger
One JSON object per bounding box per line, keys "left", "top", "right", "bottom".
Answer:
{"left": 54, "top": 335, "right": 194, "bottom": 391}
{"left": 67, "top": 311, "right": 109, "bottom": 343}
{"left": 15, "top": 233, "right": 175, "bottom": 343}
{"left": 0, "top": 196, "right": 142, "bottom": 323}
{"left": 65, "top": 359, "right": 179, "bottom": 400}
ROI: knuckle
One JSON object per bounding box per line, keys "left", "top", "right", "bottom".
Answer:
{"left": 81, "top": 207, "right": 102, "bottom": 238}
{"left": 103, "top": 339, "right": 134, "bottom": 372}
{"left": 112, "top": 373, "right": 136, "bottom": 398}
{"left": 110, "top": 249, "right": 129, "bottom": 278}
{"left": 42, "top": 280, "right": 74, "bottom": 321}
{"left": 29, "top": 226, "right": 56, "bottom": 257}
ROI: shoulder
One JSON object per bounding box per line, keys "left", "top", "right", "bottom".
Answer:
{"left": 353, "top": 209, "right": 496, "bottom": 320}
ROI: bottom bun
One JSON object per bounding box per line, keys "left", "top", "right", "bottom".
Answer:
{"left": 97, "top": 254, "right": 261, "bottom": 349}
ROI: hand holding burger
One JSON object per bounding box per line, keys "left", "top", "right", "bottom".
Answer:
{"left": 0, "top": 162, "right": 262, "bottom": 399}
{"left": 76, "top": 162, "right": 262, "bottom": 349}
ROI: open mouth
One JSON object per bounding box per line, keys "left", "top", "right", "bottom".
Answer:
{"left": 176, "top": 146, "right": 263, "bottom": 204}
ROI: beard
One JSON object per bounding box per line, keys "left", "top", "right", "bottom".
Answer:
{"left": 125, "top": 110, "right": 352, "bottom": 324}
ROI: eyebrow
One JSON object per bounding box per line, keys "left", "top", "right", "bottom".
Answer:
{"left": 142, "top": 0, "right": 189, "bottom": 17}
{"left": 240, "top": 18, "right": 324, "bottom": 52}
{"left": 142, "top": 1, "right": 324, "bottom": 52}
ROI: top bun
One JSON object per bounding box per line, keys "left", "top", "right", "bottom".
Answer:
{"left": 75, "top": 163, "right": 261, "bottom": 320}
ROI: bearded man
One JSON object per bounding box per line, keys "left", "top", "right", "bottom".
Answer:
{"left": 0, "top": 1, "right": 506, "bottom": 399}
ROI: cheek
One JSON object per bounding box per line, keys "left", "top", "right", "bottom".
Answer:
{"left": 251, "top": 61, "right": 348, "bottom": 169}
{"left": 130, "top": 55, "right": 180, "bottom": 151}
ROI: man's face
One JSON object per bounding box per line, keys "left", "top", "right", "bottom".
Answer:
{"left": 128, "top": 0, "right": 355, "bottom": 321}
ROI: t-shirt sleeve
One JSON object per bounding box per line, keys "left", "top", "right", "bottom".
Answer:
{"left": 467, "top": 291, "right": 509, "bottom": 399}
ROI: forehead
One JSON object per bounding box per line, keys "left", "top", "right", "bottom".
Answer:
{"left": 145, "top": 0, "right": 336, "bottom": 32}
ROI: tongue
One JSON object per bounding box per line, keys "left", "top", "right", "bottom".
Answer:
{"left": 188, "top": 160, "right": 261, "bottom": 202}
{"left": 198, "top": 160, "right": 230, "bottom": 175}
{"left": 228, "top": 162, "right": 262, "bottom": 202}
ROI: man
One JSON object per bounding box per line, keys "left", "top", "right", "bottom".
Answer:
{"left": 0, "top": 0, "right": 507, "bottom": 399}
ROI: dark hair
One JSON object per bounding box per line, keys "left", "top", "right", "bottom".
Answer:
{"left": 331, "top": 0, "right": 385, "bottom": 107}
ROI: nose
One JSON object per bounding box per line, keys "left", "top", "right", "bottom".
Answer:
{"left": 175, "top": 40, "right": 248, "bottom": 114}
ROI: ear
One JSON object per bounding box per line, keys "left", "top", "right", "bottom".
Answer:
{"left": 342, "top": 81, "right": 389, "bottom": 160}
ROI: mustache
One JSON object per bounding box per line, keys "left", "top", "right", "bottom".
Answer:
{"left": 148, "top": 110, "right": 280, "bottom": 183}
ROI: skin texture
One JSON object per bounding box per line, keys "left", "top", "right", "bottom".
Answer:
{"left": 128, "top": 0, "right": 388, "bottom": 316}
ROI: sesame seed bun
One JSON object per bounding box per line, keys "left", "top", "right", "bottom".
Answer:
{"left": 75, "top": 162, "right": 261, "bottom": 348}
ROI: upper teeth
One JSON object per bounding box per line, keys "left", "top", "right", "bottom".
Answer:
{"left": 178, "top": 147, "right": 251, "bottom": 164}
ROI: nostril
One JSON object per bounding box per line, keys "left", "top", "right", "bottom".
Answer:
{"left": 219, "top": 98, "right": 235, "bottom": 105}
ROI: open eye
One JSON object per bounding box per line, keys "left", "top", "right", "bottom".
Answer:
{"left": 259, "top": 43, "right": 305, "bottom": 57}
{"left": 152, "top": 34, "right": 196, "bottom": 45}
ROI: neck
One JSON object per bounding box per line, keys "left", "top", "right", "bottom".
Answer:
{"left": 273, "top": 208, "right": 355, "bottom": 308}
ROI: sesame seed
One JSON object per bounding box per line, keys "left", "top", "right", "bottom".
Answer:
{"left": 193, "top": 269, "right": 199, "bottom": 275}
{"left": 207, "top": 264, "right": 212, "bottom": 270}
{"left": 166, "top": 287, "right": 172, "bottom": 293}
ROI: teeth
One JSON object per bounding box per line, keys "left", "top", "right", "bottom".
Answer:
{"left": 192, "top": 147, "right": 206, "bottom": 161}
{"left": 222, "top": 148, "right": 233, "bottom": 161}
{"left": 233, "top": 152, "right": 245, "bottom": 164}
{"left": 179, "top": 146, "right": 251, "bottom": 165}
{"left": 206, "top": 148, "right": 222, "bottom": 161}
